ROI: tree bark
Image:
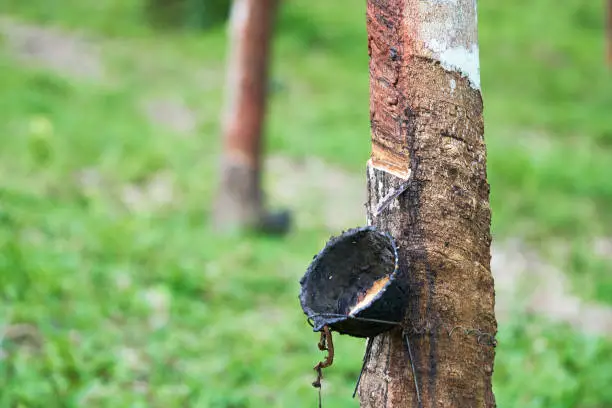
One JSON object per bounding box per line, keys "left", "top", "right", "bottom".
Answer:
{"left": 213, "top": 0, "right": 278, "bottom": 230}
{"left": 358, "top": 1, "right": 497, "bottom": 407}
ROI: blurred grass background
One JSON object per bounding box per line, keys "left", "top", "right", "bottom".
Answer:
{"left": 0, "top": 0, "right": 611, "bottom": 407}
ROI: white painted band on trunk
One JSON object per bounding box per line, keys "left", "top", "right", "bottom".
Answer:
{"left": 416, "top": 0, "right": 481, "bottom": 89}
{"left": 428, "top": 42, "right": 480, "bottom": 89}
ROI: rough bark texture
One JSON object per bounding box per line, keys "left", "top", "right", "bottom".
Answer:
{"left": 358, "top": 1, "right": 497, "bottom": 407}
{"left": 213, "top": 0, "right": 277, "bottom": 229}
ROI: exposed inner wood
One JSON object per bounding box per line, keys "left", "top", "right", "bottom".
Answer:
{"left": 349, "top": 276, "right": 391, "bottom": 316}
{"left": 371, "top": 145, "right": 411, "bottom": 179}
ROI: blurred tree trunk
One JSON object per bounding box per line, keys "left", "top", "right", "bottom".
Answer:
{"left": 213, "top": 0, "right": 278, "bottom": 231}
{"left": 358, "top": 0, "right": 497, "bottom": 406}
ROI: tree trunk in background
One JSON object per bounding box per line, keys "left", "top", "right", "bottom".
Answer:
{"left": 358, "top": 1, "right": 497, "bottom": 406}
{"left": 213, "top": 0, "right": 278, "bottom": 231}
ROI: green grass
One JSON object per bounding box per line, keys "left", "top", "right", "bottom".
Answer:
{"left": 1, "top": 0, "right": 612, "bottom": 406}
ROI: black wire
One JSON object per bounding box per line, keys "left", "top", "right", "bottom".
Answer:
{"left": 403, "top": 332, "right": 422, "bottom": 405}
{"left": 307, "top": 313, "right": 401, "bottom": 326}
{"left": 353, "top": 337, "right": 374, "bottom": 398}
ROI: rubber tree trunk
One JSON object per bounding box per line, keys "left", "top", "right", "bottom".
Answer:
{"left": 213, "top": 0, "right": 278, "bottom": 230}
{"left": 358, "top": 1, "right": 497, "bottom": 406}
